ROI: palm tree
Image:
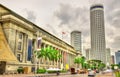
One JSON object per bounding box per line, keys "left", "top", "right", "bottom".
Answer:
{"left": 35, "top": 46, "right": 61, "bottom": 67}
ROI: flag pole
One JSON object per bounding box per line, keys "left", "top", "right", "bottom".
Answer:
{"left": 62, "top": 32, "right": 65, "bottom": 40}
{"left": 62, "top": 32, "right": 63, "bottom": 40}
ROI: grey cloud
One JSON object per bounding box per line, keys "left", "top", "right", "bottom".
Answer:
{"left": 104, "top": 0, "right": 120, "bottom": 51}
{"left": 54, "top": 3, "right": 90, "bottom": 38}
{"left": 45, "top": 24, "right": 58, "bottom": 35}
{"left": 111, "top": 36, "right": 120, "bottom": 50}
{"left": 54, "top": 4, "right": 74, "bottom": 26}
{"left": 23, "top": 9, "right": 37, "bottom": 23}
{"left": 105, "top": 0, "right": 120, "bottom": 28}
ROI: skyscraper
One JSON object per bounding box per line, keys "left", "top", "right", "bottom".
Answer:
{"left": 106, "top": 48, "right": 111, "bottom": 65}
{"left": 111, "top": 55, "right": 115, "bottom": 64}
{"left": 85, "top": 48, "right": 91, "bottom": 60}
{"left": 71, "top": 31, "right": 82, "bottom": 54}
{"left": 115, "top": 51, "right": 120, "bottom": 64}
{"left": 90, "top": 4, "right": 106, "bottom": 63}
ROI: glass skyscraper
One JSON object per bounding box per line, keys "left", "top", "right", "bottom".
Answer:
{"left": 115, "top": 51, "right": 120, "bottom": 64}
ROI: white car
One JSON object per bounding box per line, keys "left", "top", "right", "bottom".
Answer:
{"left": 88, "top": 70, "right": 96, "bottom": 77}
{"left": 103, "top": 69, "right": 112, "bottom": 73}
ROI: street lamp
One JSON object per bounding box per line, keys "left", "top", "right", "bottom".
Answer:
{"left": 34, "top": 49, "right": 41, "bottom": 76}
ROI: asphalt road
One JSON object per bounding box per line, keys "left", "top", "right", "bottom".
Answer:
{"left": 0, "top": 72, "right": 114, "bottom": 77}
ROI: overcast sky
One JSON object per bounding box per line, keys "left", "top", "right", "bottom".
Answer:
{"left": 0, "top": 0, "right": 120, "bottom": 55}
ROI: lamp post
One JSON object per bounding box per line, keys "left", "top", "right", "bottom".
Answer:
{"left": 34, "top": 49, "right": 41, "bottom": 76}
{"left": 34, "top": 31, "right": 42, "bottom": 76}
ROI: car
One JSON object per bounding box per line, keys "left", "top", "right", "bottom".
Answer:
{"left": 103, "top": 69, "right": 112, "bottom": 73}
{"left": 88, "top": 70, "right": 96, "bottom": 77}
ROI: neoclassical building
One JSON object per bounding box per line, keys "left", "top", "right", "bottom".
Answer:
{"left": 0, "top": 4, "right": 77, "bottom": 74}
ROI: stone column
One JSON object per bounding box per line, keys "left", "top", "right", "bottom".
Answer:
{"left": 25, "top": 35, "right": 28, "bottom": 63}
{"left": 22, "top": 34, "right": 27, "bottom": 63}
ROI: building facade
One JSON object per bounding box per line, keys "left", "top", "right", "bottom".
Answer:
{"left": 71, "top": 31, "right": 82, "bottom": 54}
{"left": 0, "top": 4, "right": 77, "bottom": 73}
{"left": 111, "top": 55, "right": 115, "bottom": 64}
{"left": 106, "top": 48, "right": 111, "bottom": 65}
{"left": 115, "top": 51, "right": 120, "bottom": 64}
{"left": 85, "top": 48, "right": 91, "bottom": 61}
{"left": 90, "top": 4, "right": 106, "bottom": 63}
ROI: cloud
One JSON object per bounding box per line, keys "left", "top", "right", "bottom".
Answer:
{"left": 22, "top": 9, "right": 37, "bottom": 23}
{"left": 105, "top": 0, "right": 120, "bottom": 28}
{"left": 110, "top": 36, "right": 120, "bottom": 50}
{"left": 52, "top": 1, "right": 120, "bottom": 52}
{"left": 104, "top": 0, "right": 120, "bottom": 51}
{"left": 51, "top": 3, "right": 90, "bottom": 47}
{"left": 53, "top": 3, "right": 90, "bottom": 45}
{"left": 44, "top": 24, "right": 59, "bottom": 36}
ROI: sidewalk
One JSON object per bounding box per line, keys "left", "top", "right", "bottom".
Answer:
{"left": 97, "top": 72, "right": 115, "bottom": 77}
{"left": 0, "top": 72, "right": 115, "bottom": 77}
{"left": 0, "top": 72, "right": 70, "bottom": 77}
{"left": 0, "top": 73, "right": 56, "bottom": 77}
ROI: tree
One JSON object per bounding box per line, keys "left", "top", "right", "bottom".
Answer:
{"left": 87, "top": 59, "right": 106, "bottom": 70}
{"left": 35, "top": 46, "right": 61, "bottom": 66}
{"left": 83, "top": 62, "right": 90, "bottom": 69}
{"left": 74, "top": 57, "right": 81, "bottom": 68}
{"left": 74, "top": 56, "right": 86, "bottom": 68}
{"left": 80, "top": 56, "right": 86, "bottom": 69}
{"left": 98, "top": 62, "right": 106, "bottom": 70}
{"left": 49, "top": 47, "right": 61, "bottom": 62}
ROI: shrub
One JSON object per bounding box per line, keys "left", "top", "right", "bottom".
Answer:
{"left": 17, "top": 67, "right": 24, "bottom": 74}
{"left": 37, "top": 69, "right": 46, "bottom": 74}
{"left": 47, "top": 69, "right": 67, "bottom": 73}
{"left": 47, "top": 70, "right": 57, "bottom": 73}
{"left": 60, "top": 69, "right": 67, "bottom": 73}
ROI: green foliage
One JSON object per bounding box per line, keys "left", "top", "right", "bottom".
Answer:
{"left": 87, "top": 59, "right": 106, "bottom": 70}
{"left": 81, "top": 56, "right": 86, "bottom": 68}
{"left": 98, "top": 63, "right": 106, "bottom": 70}
{"left": 115, "top": 71, "right": 120, "bottom": 77}
{"left": 111, "top": 64, "right": 115, "bottom": 70}
{"left": 37, "top": 69, "right": 46, "bottom": 74}
{"left": 111, "top": 64, "right": 120, "bottom": 70}
{"left": 47, "top": 70, "right": 57, "bottom": 73}
{"left": 74, "top": 57, "right": 81, "bottom": 64}
{"left": 47, "top": 69, "right": 67, "bottom": 73}
{"left": 17, "top": 67, "right": 24, "bottom": 74}
{"left": 34, "top": 46, "right": 62, "bottom": 62}
{"left": 83, "top": 62, "right": 90, "bottom": 69}
{"left": 60, "top": 69, "right": 67, "bottom": 73}
{"left": 74, "top": 56, "right": 86, "bottom": 68}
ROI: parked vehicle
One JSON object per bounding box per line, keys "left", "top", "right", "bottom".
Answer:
{"left": 88, "top": 70, "right": 96, "bottom": 77}
{"left": 103, "top": 69, "right": 112, "bottom": 74}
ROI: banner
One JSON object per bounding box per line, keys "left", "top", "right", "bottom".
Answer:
{"left": 27, "top": 39, "right": 32, "bottom": 61}
{"left": 37, "top": 37, "right": 42, "bottom": 49}
{"left": 63, "top": 52, "right": 66, "bottom": 64}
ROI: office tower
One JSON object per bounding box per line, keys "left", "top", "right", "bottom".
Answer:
{"left": 111, "top": 55, "right": 115, "bottom": 64}
{"left": 106, "top": 48, "right": 111, "bottom": 65}
{"left": 115, "top": 51, "right": 120, "bottom": 64}
{"left": 71, "top": 31, "right": 82, "bottom": 54}
{"left": 85, "top": 48, "right": 91, "bottom": 60}
{"left": 90, "top": 4, "right": 106, "bottom": 63}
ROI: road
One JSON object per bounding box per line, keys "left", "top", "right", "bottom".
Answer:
{"left": 51, "top": 74, "right": 88, "bottom": 77}
{"left": 0, "top": 72, "right": 114, "bottom": 77}
{"left": 45, "top": 73, "right": 114, "bottom": 77}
